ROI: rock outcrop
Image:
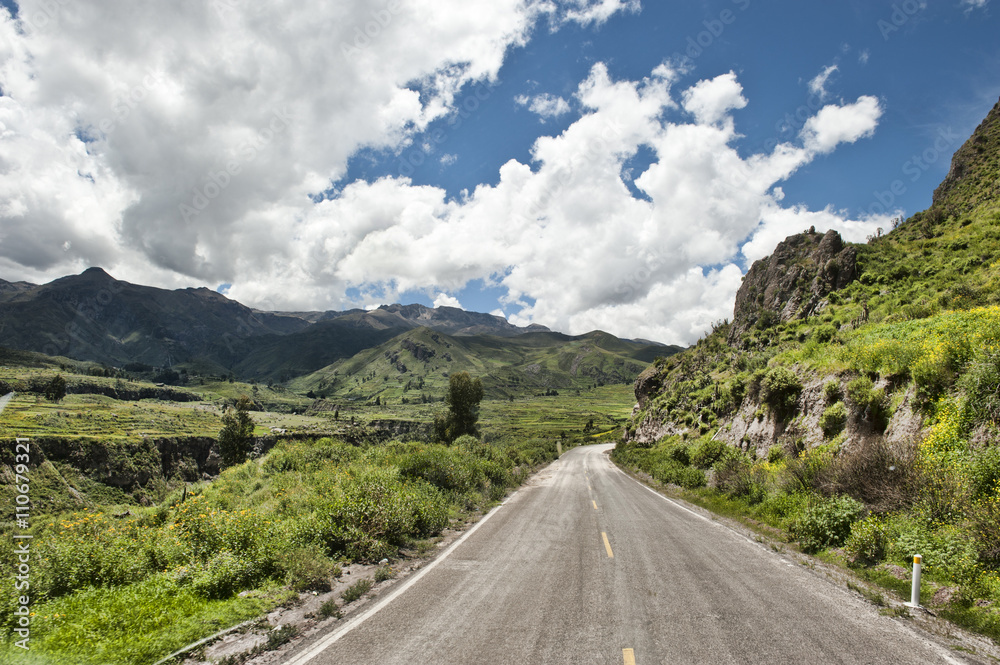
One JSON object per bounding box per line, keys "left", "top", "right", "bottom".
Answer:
{"left": 728, "top": 229, "right": 857, "bottom": 344}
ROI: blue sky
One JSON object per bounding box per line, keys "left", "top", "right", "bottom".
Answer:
{"left": 0, "top": 0, "right": 998, "bottom": 343}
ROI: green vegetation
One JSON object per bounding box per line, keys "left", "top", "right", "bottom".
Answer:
{"left": 0, "top": 433, "right": 567, "bottom": 664}
{"left": 615, "top": 110, "right": 1000, "bottom": 640}
{"left": 340, "top": 578, "right": 374, "bottom": 604}
{"left": 434, "top": 372, "right": 484, "bottom": 443}
{"left": 287, "top": 327, "right": 671, "bottom": 404}
{"left": 219, "top": 395, "right": 256, "bottom": 467}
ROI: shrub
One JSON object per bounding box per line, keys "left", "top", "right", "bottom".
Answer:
{"left": 689, "top": 437, "right": 727, "bottom": 469}
{"left": 844, "top": 513, "right": 898, "bottom": 566}
{"left": 846, "top": 376, "right": 889, "bottom": 431}
{"left": 823, "top": 380, "right": 842, "bottom": 404}
{"left": 813, "top": 324, "right": 837, "bottom": 343}
{"left": 326, "top": 466, "right": 446, "bottom": 561}
{"left": 280, "top": 546, "right": 339, "bottom": 592}
{"left": 789, "top": 495, "right": 866, "bottom": 554}
{"left": 190, "top": 551, "right": 264, "bottom": 599}
{"left": 759, "top": 366, "right": 802, "bottom": 420}
{"left": 318, "top": 598, "right": 341, "bottom": 618}
{"left": 889, "top": 522, "right": 977, "bottom": 576}
{"left": 819, "top": 401, "right": 848, "bottom": 438}
{"left": 341, "top": 578, "right": 374, "bottom": 603}
{"left": 823, "top": 437, "right": 917, "bottom": 511}
{"left": 969, "top": 487, "right": 1000, "bottom": 566}
{"left": 714, "top": 454, "right": 765, "bottom": 504}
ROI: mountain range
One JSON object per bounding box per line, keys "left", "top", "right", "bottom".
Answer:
{"left": 0, "top": 268, "right": 679, "bottom": 390}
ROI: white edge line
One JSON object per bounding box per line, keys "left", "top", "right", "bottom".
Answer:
{"left": 607, "top": 453, "right": 970, "bottom": 664}
{"left": 607, "top": 456, "right": 758, "bottom": 546}
{"left": 283, "top": 491, "right": 516, "bottom": 665}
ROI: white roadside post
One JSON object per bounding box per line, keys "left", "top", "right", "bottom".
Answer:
{"left": 905, "top": 554, "right": 922, "bottom": 608}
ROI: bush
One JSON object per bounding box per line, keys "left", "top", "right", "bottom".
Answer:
{"left": 325, "top": 466, "right": 447, "bottom": 561}
{"left": 759, "top": 366, "right": 802, "bottom": 420}
{"left": 846, "top": 376, "right": 889, "bottom": 431}
{"left": 889, "top": 522, "right": 977, "bottom": 577}
{"left": 690, "top": 437, "right": 727, "bottom": 469}
{"left": 190, "top": 551, "right": 264, "bottom": 599}
{"left": 789, "top": 495, "right": 865, "bottom": 553}
{"left": 823, "top": 438, "right": 917, "bottom": 511}
{"left": 280, "top": 545, "right": 339, "bottom": 592}
{"left": 823, "top": 380, "right": 842, "bottom": 404}
{"left": 813, "top": 325, "right": 837, "bottom": 343}
{"left": 819, "top": 401, "right": 848, "bottom": 438}
{"left": 652, "top": 460, "right": 706, "bottom": 489}
{"left": 341, "top": 578, "right": 374, "bottom": 603}
{"left": 714, "top": 454, "right": 765, "bottom": 504}
{"left": 844, "top": 513, "right": 897, "bottom": 566}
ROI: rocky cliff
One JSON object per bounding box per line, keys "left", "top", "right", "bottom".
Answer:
{"left": 728, "top": 229, "right": 857, "bottom": 344}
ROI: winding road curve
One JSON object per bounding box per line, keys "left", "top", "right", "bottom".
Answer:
{"left": 282, "top": 443, "right": 972, "bottom": 665}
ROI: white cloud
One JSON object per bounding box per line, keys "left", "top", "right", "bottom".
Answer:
{"left": 433, "top": 293, "right": 463, "bottom": 309}
{"left": 681, "top": 71, "right": 747, "bottom": 125}
{"left": 276, "top": 65, "right": 882, "bottom": 344}
{"left": 559, "top": 0, "right": 641, "bottom": 26}
{"left": 0, "top": 3, "right": 886, "bottom": 346}
{"left": 962, "top": 0, "right": 988, "bottom": 11}
{"left": 808, "top": 64, "right": 839, "bottom": 100}
{"left": 515, "top": 93, "right": 572, "bottom": 120}
{"left": 858, "top": 49, "right": 871, "bottom": 65}
{"left": 800, "top": 95, "right": 882, "bottom": 153}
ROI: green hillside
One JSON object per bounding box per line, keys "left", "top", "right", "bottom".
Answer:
{"left": 288, "top": 327, "right": 679, "bottom": 403}
{"left": 613, "top": 96, "right": 1000, "bottom": 639}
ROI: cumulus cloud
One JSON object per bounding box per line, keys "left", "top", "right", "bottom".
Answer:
{"left": 962, "top": 0, "right": 989, "bottom": 11}
{"left": 275, "top": 65, "right": 883, "bottom": 343}
{"left": 0, "top": 1, "right": 886, "bottom": 345}
{"left": 681, "top": 71, "right": 747, "bottom": 125}
{"left": 515, "top": 93, "right": 572, "bottom": 120}
{"left": 800, "top": 95, "right": 882, "bottom": 153}
{"left": 433, "top": 293, "right": 463, "bottom": 309}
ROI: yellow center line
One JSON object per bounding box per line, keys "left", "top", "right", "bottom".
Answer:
{"left": 623, "top": 648, "right": 636, "bottom": 665}
{"left": 602, "top": 532, "right": 614, "bottom": 558}
{"left": 592, "top": 500, "right": 598, "bottom": 510}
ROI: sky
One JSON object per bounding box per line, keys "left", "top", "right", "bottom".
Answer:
{"left": 0, "top": 0, "right": 998, "bottom": 346}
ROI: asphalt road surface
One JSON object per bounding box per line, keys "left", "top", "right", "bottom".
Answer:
{"left": 283, "top": 443, "right": 971, "bottom": 665}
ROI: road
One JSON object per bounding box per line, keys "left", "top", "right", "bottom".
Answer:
{"left": 283, "top": 443, "right": 971, "bottom": 665}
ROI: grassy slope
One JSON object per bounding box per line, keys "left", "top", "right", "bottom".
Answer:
{"left": 615, "top": 100, "right": 1000, "bottom": 640}
{"left": 288, "top": 327, "right": 671, "bottom": 403}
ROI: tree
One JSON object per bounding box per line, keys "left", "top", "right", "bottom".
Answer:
{"left": 43, "top": 374, "right": 67, "bottom": 402}
{"left": 434, "top": 372, "right": 484, "bottom": 443}
{"left": 219, "top": 395, "right": 255, "bottom": 468}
